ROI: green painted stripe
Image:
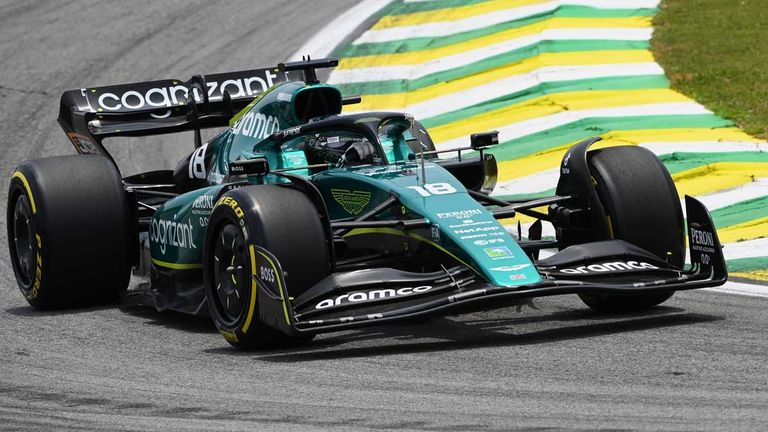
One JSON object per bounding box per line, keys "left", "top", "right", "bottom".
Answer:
{"left": 660, "top": 152, "right": 768, "bottom": 175}
{"left": 726, "top": 257, "right": 768, "bottom": 273}
{"left": 343, "top": 7, "right": 656, "bottom": 57}
{"left": 336, "top": 42, "right": 649, "bottom": 96}
{"left": 423, "top": 74, "right": 669, "bottom": 128}
{"left": 710, "top": 196, "right": 768, "bottom": 230}
{"left": 551, "top": 6, "right": 656, "bottom": 18}
{"left": 485, "top": 114, "right": 733, "bottom": 161}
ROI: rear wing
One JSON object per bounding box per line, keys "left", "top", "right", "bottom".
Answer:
{"left": 57, "top": 66, "right": 304, "bottom": 161}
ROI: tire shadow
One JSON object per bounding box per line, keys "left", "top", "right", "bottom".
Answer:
{"left": 204, "top": 305, "right": 724, "bottom": 360}
{"left": 4, "top": 302, "right": 217, "bottom": 334}
{"left": 4, "top": 303, "right": 117, "bottom": 317}
{"left": 118, "top": 304, "right": 217, "bottom": 334}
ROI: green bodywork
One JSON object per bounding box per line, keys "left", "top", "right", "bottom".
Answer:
{"left": 149, "top": 79, "right": 540, "bottom": 287}
{"left": 314, "top": 164, "right": 541, "bottom": 286}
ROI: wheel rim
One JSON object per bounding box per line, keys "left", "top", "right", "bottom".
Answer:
{"left": 212, "top": 223, "right": 249, "bottom": 325}
{"left": 11, "top": 194, "right": 36, "bottom": 288}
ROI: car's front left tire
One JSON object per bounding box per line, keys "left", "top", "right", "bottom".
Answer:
{"left": 203, "top": 185, "right": 330, "bottom": 349}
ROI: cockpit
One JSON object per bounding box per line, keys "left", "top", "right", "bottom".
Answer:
{"left": 173, "top": 114, "right": 432, "bottom": 190}
{"left": 280, "top": 116, "right": 427, "bottom": 170}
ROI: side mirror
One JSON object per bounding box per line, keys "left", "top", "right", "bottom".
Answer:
{"left": 470, "top": 130, "right": 499, "bottom": 150}
{"left": 342, "top": 95, "right": 362, "bottom": 105}
{"left": 229, "top": 158, "right": 270, "bottom": 176}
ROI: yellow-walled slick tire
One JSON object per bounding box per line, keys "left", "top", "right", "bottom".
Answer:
{"left": 203, "top": 185, "right": 329, "bottom": 349}
{"left": 7, "top": 155, "right": 132, "bottom": 309}
{"left": 579, "top": 146, "right": 684, "bottom": 312}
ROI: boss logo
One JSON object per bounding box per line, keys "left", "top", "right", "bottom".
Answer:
{"left": 259, "top": 266, "right": 275, "bottom": 283}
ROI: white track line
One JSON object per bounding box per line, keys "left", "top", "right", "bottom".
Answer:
{"left": 695, "top": 178, "right": 768, "bottom": 212}
{"left": 332, "top": 29, "right": 653, "bottom": 84}
{"left": 290, "top": 0, "right": 393, "bottom": 60}
{"left": 357, "top": 0, "right": 660, "bottom": 44}
{"left": 720, "top": 238, "right": 768, "bottom": 261}
{"left": 343, "top": 63, "right": 664, "bottom": 118}
{"left": 437, "top": 102, "right": 711, "bottom": 150}
{"left": 494, "top": 143, "right": 767, "bottom": 197}
{"left": 404, "top": 0, "right": 659, "bottom": 5}
{"left": 703, "top": 281, "right": 768, "bottom": 298}
{"left": 641, "top": 141, "right": 768, "bottom": 154}
{"left": 494, "top": 168, "right": 560, "bottom": 196}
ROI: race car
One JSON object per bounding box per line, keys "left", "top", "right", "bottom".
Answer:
{"left": 7, "top": 58, "right": 727, "bottom": 349}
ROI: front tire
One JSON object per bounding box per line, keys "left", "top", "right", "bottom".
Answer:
{"left": 203, "top": 185, "right": 330, "bottom": 349}
{"left": 578, "top": 146, "right": 684, "bottom": 312}
{"left": 7, "top": 155, "right": 133, "bottom": 309}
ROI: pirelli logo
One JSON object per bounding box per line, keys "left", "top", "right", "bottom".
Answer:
{"left": 331, "top": 189, "right": 371, "bottom": 215}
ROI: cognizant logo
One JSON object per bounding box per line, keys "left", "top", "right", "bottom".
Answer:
{"left": 150, "top": 219, "right": 196, "bottom": 254}
{"left": 94, "top": 71, "right": 279, "bottom": 112}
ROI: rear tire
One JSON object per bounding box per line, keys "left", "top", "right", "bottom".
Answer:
{"left": 203, "top": 185, "right": 329, "bottom": 349}
{"left": 7, "top": 155, "right": 133, "bottom": 309}
{"left": 578, "top": 146, "right": 684, "bottom": 312}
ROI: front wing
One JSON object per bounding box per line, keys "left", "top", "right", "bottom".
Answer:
{"left": 254, "top": 196, "right": 727, "bottom": 336}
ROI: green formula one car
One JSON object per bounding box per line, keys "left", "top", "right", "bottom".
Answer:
{"left": 7, "top": 58, "right": 727, "bottom": 349}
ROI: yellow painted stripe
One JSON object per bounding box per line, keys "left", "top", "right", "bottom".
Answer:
{"left": 344, "top": 17, "right": 651, "bottom": 68}
{"left": 151, "top": 258, "right": 203, "bottom": 270}
{"left": 256, "top": 250, "right": 291, "bottom": 326}
{"left": 242, "top": 245, "right": 259, "bottom": 334}
{"left": 12, "top": 172, "right": 36, "bottom": 214}
{"left": 731, "top": 270, "right": 768, "bottom": 282}
{"left": 345, "top": 50, "right": 655, "bottom": 112}
{"left": 673, "top": 162, "right": 768, "bottom": 197}
{"left": 497, "top": 128, "right": 761, "bottom": 182}
{"left": 597, "top": 127, "right": 765, "bottom": 145}
{"left": 374, "top": 0, "right": 547, "bottom": 29}
{"left": 717, "top": 217, "right": 768, "bottom": 244}
{"left": 499, "top": 208, "right": 549, "bottom": 225}
{"left": 429, "top": 88, "right": 691, "bottom": 144}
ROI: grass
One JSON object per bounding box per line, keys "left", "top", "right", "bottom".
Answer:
{"left": 652, "top": 0, "right": 768, "bottom": 139}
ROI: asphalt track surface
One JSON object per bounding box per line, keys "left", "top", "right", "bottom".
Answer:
{"left": 1, "top": 2, "right": 767, "bottom": 431}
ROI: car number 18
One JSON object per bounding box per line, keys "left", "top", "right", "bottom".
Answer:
{"left": 407, "top": 183, "right": 456, "bottom": 197}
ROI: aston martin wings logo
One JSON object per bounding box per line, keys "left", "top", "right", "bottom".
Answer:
{"left": 331, "top": 189, "right": 371, "bottom": 215}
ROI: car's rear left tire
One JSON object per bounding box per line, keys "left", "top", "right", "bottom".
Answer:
{"left": 7, "top": 155, "right": 133, "bottom": 309}
{"left": 578, "top": 146, "right": 684, "bottom": 312}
